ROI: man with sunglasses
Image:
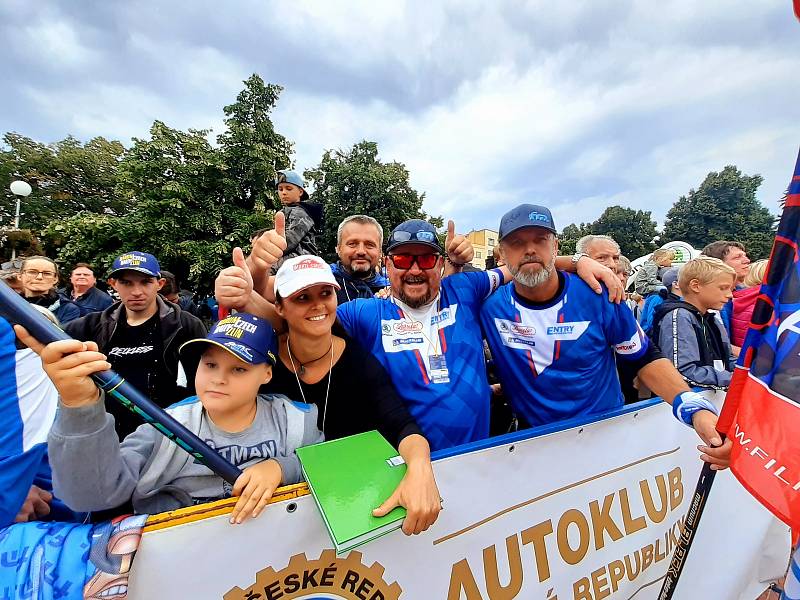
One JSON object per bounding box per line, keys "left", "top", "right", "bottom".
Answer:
{"left": 216, "top": 216, "right": 623, "bottom": 451}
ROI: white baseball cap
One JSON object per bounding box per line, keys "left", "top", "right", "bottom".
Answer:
{"left": 274, "top": 255, "right": 341, "bottom": 298}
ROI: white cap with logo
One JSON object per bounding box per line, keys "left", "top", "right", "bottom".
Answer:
{"left": 274, "top": 255, "right": 341, "bottom": 298}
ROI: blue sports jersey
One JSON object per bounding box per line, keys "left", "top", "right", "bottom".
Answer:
{"left": 338, "top": 270, "right": 503, "bottom": 451}
{"left": 481, "top": 273, "right": 649, "bottom": 427}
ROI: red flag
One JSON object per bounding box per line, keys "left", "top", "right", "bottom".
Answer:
{"left": 717, "top": 148, "right": 800, "bottom": 526}
{"left": 795, "top": 0, "right": 800, "bottom": 22}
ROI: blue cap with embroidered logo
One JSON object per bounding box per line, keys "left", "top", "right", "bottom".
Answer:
{"left": 179, "top": 313, "right": 277, "bottom": 366}
{"left": 498, "top": 204, "right": 557, "bottom": 240}
{"left": 109, "top": 251, "right": 161, "bottom": 278}
{"left": 386, "top": 219, "right": 443, "bottom": 253}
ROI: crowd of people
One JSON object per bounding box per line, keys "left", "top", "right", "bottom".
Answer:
{"left": 4, "top": 169, "right": 744, "bottom": 539}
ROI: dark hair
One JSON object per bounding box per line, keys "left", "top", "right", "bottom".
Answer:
{"left": 701, "top": 241, "right": 745, "bottom": 261}
{"left": 160, "top": 270, "right": 177, "bottom": 296}
{"left": 71, "top": 262, "right": 94, "bottom": 274}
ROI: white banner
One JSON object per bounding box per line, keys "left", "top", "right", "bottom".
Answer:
{"left": 128, "top": 396, "right": 789, "bottom": 600}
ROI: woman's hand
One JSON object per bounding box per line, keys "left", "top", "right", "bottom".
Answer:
{"left": 230, "top": 459, "right": 283, "bottom": 524}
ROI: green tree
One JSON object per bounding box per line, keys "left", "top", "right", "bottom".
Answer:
{"left": 217, "top": 74, "right": 293, "bottom": 211}
{"left": 558, "top": 222, "right": 591, "bottom": 255}
{"left": 0, "top": 133, "right": 128, "bottom": 231}
{"left": 304, "top": 140, "right": 436, "bottom": 262}
{"left": 590, "top": 206, "right": 658, "bottom": 258}
{"left": 43, "top": 121, "right": 273, "bottom": 293}
{"left": 662, "top": 166, "right": 775, "bottom": 259}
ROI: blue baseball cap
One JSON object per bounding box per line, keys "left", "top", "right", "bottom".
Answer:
{"left": 179, "top": 313, "right": 277, "bottom": 366}
{"left": 386, "top": 219, "right": 442, "bottom": 253}
{"left": 276, "top": 169, "right": 309, "bottom": 201}
{"left": 109, "top": 252, "right": 161, "bottom": 278}
{"left": 498, "top": 204, "right": 558, "bottom": 240}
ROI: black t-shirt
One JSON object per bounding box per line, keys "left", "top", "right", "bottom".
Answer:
{"left": 106, "top": 312, "right": 173, "bottom": 438}
{"left": 265, "top": 333, "right": 422, "bottom": 448}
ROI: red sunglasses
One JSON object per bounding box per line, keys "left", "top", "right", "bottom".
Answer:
{"left": 388, "top": 253, "right": 440, "bottom": 270}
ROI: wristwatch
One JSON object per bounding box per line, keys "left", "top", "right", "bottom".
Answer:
{"left": 571, "top": 252, "right": 589, "bottom": 265}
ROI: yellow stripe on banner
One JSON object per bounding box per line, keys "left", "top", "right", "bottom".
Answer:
{"left": 433, "top": 446, "right": 681, "bottom": 545}
{"left": 143, "top": 483, "right": 310, "bottom": 532}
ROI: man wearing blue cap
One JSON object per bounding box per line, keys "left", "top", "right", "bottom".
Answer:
{"left": 65, "top": 251, "right": 206, "bottom": 439}
{"left": 480, "top": 204, "right": 731, "bottom": 469}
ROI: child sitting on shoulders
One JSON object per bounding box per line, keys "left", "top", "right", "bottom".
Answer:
{"left": 652, "top": 257, "right": 736, "bottom": 391}
{"left": 270, "top": 169, "right": 322, "bottom": 273}
{"left": 15, "top": 313, "right": 322, "bottom": 524}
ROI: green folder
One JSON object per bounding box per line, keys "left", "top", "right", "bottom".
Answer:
{"left": 296, "top": 430, "right": 407, "bottom": 554}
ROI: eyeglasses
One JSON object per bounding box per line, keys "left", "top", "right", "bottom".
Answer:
{"left": 22, "top": 269, "right": 57, "bottom": 279}
{"left": 388, "top": 253, "right": 440, "bottom": 270}
{"left": 389, "top": 230, "right": 438, "bottom": 245}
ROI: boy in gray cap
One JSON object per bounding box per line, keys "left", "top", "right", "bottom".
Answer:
{"left": 270, "top": 170, "right": 321, "bottom": 273}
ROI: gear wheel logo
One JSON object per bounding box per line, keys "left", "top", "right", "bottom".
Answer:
{"left": 224, "top": 550, "right": 402, "bottom": 600}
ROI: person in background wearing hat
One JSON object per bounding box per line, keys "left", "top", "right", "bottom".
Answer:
{"left": 64, "top": 251, "right": 207, "bottom": 440}
{"left": 216, "top": 215, "right": 622, "bottom": 452}
{"left": 16, "top": 314, "right": 322, "bottom": 523}
{"left": 269, "top": 169, "right": 321, "bottom": 274}
{"left": 264, "top": 255, "right": 441, "bottom": 534}
{"left": 480, "top": 204, "right": 732, "bottom": 469}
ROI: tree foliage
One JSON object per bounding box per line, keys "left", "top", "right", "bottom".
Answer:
{"left": 559, "top": 207, "right": 657, "bottom": 258}
{"left": 558, "top": 222, "right": 592, "bottom": 256}
{"left": 590, "top": 206, "right": 658, "bottom": 259}
{"left": 217, "top": 74, "right": 293, "bottom": 211}
{"left": 0, "top": 134, "right": 128, "bottom": 230}
{"left": 41, "top": 74, "right": 294, "bottom": 293}
{"left": 305, "top": 140, "right": 439, "bottom": 262}
{"left": 662, "top": 166, "right": 775, "bottom": 259}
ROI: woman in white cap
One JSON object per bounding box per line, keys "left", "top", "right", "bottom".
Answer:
{"left": 267, "top": 255, "right": 441, "bottom": 536}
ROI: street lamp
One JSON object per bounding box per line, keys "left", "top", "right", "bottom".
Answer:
{"left": 9, "top": 180, "right": 32, "bottom": 260}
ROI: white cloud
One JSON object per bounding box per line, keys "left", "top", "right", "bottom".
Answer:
{"left": 1, "top": 0, "right": 797, "bottom": 238}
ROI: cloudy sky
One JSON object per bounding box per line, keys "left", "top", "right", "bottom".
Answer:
{"left": 2, "top": 0, "right": 799, "bottom": 234}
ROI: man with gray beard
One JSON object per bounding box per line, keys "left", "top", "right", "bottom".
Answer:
{"left": 479, "top": 204, "right": 731, "bottom": 469}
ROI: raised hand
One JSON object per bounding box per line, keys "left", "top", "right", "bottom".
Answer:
{"left": 215, "top": 247, "right": 255, "bottom": 310}
{"left": 248, "top": 211, "right": 288, "bottom": 276}
{"left": 445, "top": 219, "right": 474, "bottom": 266}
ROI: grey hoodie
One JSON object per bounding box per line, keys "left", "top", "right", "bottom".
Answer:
{"left": 48, "top": 392, "right": 322, "bottom": 514}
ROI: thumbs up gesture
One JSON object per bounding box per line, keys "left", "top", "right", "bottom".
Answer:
{"left": 248, "top": 211, "right": 288, "bottom": 276}
{"left": 445, "top": 220, "right": 474, "bottom": 266}
{"left": 215, "top": 247, "right": 255, "bottom": 310}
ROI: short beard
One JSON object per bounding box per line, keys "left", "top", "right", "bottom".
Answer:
{"left": 395, "top": 277, "right": 436, "bottom": 309}
{"left": 346, "top": 262, "right": 374, "bottom": 279}
{"left": 510, "top": 255, "right": 555, "bottom": 288}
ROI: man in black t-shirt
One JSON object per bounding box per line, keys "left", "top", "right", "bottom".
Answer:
{"left": 65, "top": 251, "right": 206, "bottom": 439}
